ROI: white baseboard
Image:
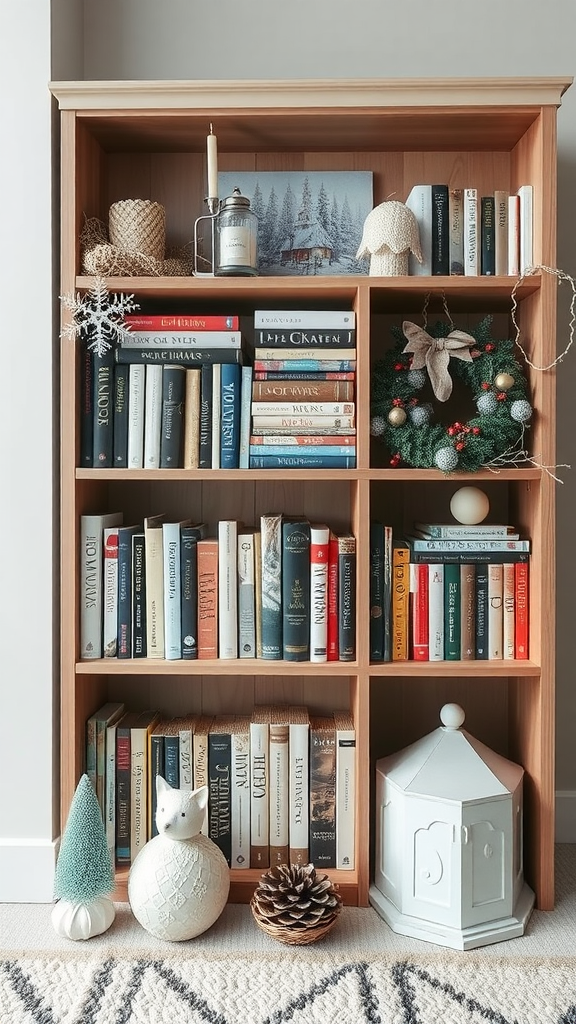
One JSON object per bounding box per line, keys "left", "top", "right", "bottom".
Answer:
{"left": 555, "top": 791, "right": 576, "bottom": 843}
{"left": 0, "top": 838, "right": 59, "bottom": 902}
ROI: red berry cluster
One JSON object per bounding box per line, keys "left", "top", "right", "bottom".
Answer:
{"left": 446, "top": 421, "right": 481, "bottom": 451}
{"left": 390, "top": 452, "right": 402, "bottom": 467}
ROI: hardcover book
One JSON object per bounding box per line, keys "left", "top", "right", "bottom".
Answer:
{"left": 180, "top": 523, "right": 207, "bottom": 660}
{"left": 178, "top": 714, "right": 198, "bottom": 790}
{"left": 237, "top": 530, "right": 256, "bottom": 658}
{"left": 92, "top": 347, "right": 115, "bottom": 467}
{"left": 443, "top": 562, "right": 461, "bottom": 660}
{"left": 124, "top": 314, "right": 240, "bottom": 331}
{"left": 80, "top": 340, "right": 94, "bottom": 467}
{"left": 392, "top": 543, "right": 409, "bottom": 661}
{"left": 144, "top": 513, "right": 165, "bottom": 659}
{"left": 250, "top": 706, "right": 271, "bottom": 869}
{"left": 121, "top": 330, "right": 243, "bottom": 349}
{"left": 80, "top": 511, "right": 123, "bottom": 660}
{"left": 131, "top": 710, "right": 160, "bottom": 859}
{"left": 159, "top": 365, "right": 186, "bottom": 468}
{"left": 183, "top": 367, "right": 201, "bottom": 470}
{"left": 475, "top": 564, "right": 489, "bottom": 660}
{"left": 85, "top": 701, "right": 125, "bottom": 818}
{"left": 282, "top": 517, "right": 311, "bottom": 661}
{"left": 309, "top": 715, "right": 336, "bottom": 869}
{"left": 514, "top": 561, "right": 529, "bottom": 659}
{"left": 131, "top": 532, "right": 147, "bottom": 658}
{"left": 404, "top": 184, "right": 432, "bottom": 275}
{"left": 218, "top": 519, "right": 238, "bottom": 658}
{"left": 334, "top": 711, "right": 356, "bottom": 870}
{"left": 410, "top": 561, "right": 429, "bottom": 661}
{"left": 253, "top": 329, "right": 356, "bottom": 348}
{"left": 127, "top": 364, "right": 145, "bottom": 468}
{"left": 102, "top": 526, "right": 120, "bottom": 659}
{"left": 117, "top": 525, "right": 140, "bottom": 659}
{"left": 463, "top": 187, "right": 478, "bottom": 276}
{"left": 192, "top": 715, "right": 214, "bottom": 834}
{"left": 310, "top": 523, "right": 330, "bottom": 663}
{"left": 199, "top": 363, "right": 213, "bottom": 469}
{"left": 269, "top": 706, "right": 290, "bottom": 867}
{"left": 288, "top": 705, "right": 310, "bottom": 866}
{"left": 208, "top": 716, "right": 234, "bottom": 865}
{"left": 480, "top": 195, "right": 496, "bottom": 276}
{"left": 327, "top": 530, "right": 339, "bottom": 661}
{"left": 254, "top": 310, "right": 356, "bottom": 330}
{"left": 494, "top": 190, "right": 509, "bottom": 276}
{"left": 260, "top": 512, "right": 283, "bottom": 660}
{"left": 428, "top": 563, "right": 445, "bottom": 661}
{"left": 431, "top": 183, "right": 449, "bottom": 275}
{"left": 338, "top": 534, "right": 356, "bottom": 661}
{"left": 220, "top": 362, "right": 242, "bottom": 469}
{"left": 503, "top": 562, "right": 516, "bottom": 660}
{"left": 113, "top": 363, "right": 129, "bottom": 467}
{"left": 488, "top": 563, "right": 504, "bottom": 659}
{"left": 143, "top": 363, "right": 163, "bottom": 469}
{"left": 448, "top": 187, "right": 464, "bottom": 275}
{"left": 163, "top": 519, "right": 192, "bottom": 660}
{"left": 460, "top": 563, "right": 476, "bottom": 659}
{"left": 252, "top": 378, "right": 355, "bottom": 402}
{"left": 231, "top": 715, "right": 251, "bottom": 868}
{"left": 197, "top": 537, "right": 219, "bottom": 659}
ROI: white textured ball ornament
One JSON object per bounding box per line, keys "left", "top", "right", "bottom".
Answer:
{"left": 476, "top": 392, "right": 498, "bottom": 416}
{"left": 409, "top": 404, "right": 431, "bottom": 427}
{"left": 128, "top": 779, "right": 230, "bottom": 941}
{"left": 450, "top": 485, "right": 490, "bottom": 525}
{"left": 370, "top": 415, "right": 386, "bottom": 436}
{"left": 434, "top": 446, "right": 459, "bottom": 473}
{"left": 407, "top": 369, "right": 427, "bottom": 390}
{"left": 510, "top": 399, "right": 533, "bottom": 424}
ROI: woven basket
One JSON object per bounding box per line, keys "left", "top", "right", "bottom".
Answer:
{"left": 109, "top": 199, "right": 166, "bottom": 259}
{"left": 250, "top": 898, "right": 340, "bottom": 945}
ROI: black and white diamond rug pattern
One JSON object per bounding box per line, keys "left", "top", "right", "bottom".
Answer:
{"left": 1, "top": 953, "right": 575, "bottom": 1024}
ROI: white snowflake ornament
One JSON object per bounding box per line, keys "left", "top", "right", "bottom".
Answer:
{"left": 60, "top": 276, "right": 139, "bottom": 357}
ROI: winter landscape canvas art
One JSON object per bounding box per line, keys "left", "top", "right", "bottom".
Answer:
{"left": 218, "top": 171, "right": 373, "bottom": 276}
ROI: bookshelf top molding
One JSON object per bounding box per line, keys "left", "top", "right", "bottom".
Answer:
{"left": 50, "top": 77, "right": 572, "bottom": 112}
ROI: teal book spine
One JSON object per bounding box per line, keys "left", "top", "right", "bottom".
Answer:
{"left": 220, "top": 362, "right": 242, "bottom": 468}
{"left": 282, "top": 518, "right": 311, "bottom": 661}
{"left": 260, "top": 513, "right": 283, "bottom": 660}
{"left": 444, "top": 562, "right": 461, "bottom": 660}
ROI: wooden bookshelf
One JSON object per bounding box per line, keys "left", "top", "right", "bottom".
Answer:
{"left": 51, "top": 77, "right": 571, "bottom": 910}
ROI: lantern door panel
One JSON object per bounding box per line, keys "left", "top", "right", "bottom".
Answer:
{"left": 463, "top": 803, "right": 513, "bottom": 923}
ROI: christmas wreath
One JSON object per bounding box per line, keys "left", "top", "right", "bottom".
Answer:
{"left": 370, "top": 316, "right": 533, "bottom": 472}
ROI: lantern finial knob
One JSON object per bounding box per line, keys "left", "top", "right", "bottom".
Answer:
{"left": 440, "top": 703, "right": 465, "bottom": 730}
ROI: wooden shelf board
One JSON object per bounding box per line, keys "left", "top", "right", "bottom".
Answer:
{"left": 369, "top": 661, "right": 540, "bottom": 678}
{"left": 76, "top": 658, "right": 359, "bottom": 676}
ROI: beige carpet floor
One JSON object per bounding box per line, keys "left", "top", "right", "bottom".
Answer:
{"left": 1, "top": 844, "right": 575, "bottom": 957}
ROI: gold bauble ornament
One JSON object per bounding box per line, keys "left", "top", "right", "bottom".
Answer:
{"left": 388, "top": 407, "right": 407, "bottom": 427}
{"left": 494, "top": 372, "right": 515, "bottom": 391}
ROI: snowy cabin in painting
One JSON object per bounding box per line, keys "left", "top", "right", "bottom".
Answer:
{"left": 280, "top": 220, "right": 334, "bottom": 268}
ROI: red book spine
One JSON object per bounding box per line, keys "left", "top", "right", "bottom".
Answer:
{"left": 411, "top": 563, "right": 429, "bottom": 660}
{"left": 514, "top": 561, "right": 529, "bottom": 658}
{"left": 327, "top": 532, "right": 339, "bottom": 661}
{"left": 124, "top": 314, "right": 239, "bottom": 330}
{"left": 197, "top": 539, "right": 219, "bottom": 659}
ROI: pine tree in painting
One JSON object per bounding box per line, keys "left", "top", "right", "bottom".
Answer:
{"left": 54, "top": 774, "right": 114, "bottom": 902}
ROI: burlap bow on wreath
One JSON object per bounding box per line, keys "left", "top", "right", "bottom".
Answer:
{"left": 402, "top": 321, "right": 476, "bottom": 401}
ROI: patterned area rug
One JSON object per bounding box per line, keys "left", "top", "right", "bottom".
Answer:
{"left": 1, "top": 950, "right": 575, "bottom": 1024}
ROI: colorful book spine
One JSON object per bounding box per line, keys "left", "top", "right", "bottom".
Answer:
{"left": 253, "top": 359, "right": 356, "bottom": 373}
{"left": 460, "top": 563, "right": 476, "bottom": 659}
{"left": 514, "top": 561, "right": 529, "bottom": 658}
{"left": 148, "top": 723, "right": 165, "bottom": 839}
{"left": 211, "top": 363, "right": 221, "bottom": 469}
{"left": 80, "top": 340, "right": 94, "bottom": 467}
{"left": 252, "top": 379, "right": 355, "bottom": 401}
{"left": 220, "top": 362, "right": 242, "bottom": 468}
{"left": 163, "top": 723, "right": 180, "bottom": 788}
{"left": 180, "top": 525, "right": 206, "bottom": 660}
{"left": 428, "top": 563, "right": 445, "bottom": 661}
{"left": 260, "top": 512, "right": 283, "bottom": 660}
{"left": 238, "top": 364, "right": 253, "bottom": 469}
{"left": 115, "top": 717, "right": 132, "bottom": 863}
{"left": 410, "top": 561, "right": 429, "bottom": 660}
{"left": 218, "top": 519, "right": 238, "bottom": 659}
{"left": 163, "top": 521, "right": 186, "bottom": 660}
{"left": 102, "top": 526, "right": 120, "bottom": 659}
{"left": 327, "top": 530, "right": 339, "bottom": 661}
{"left": 494, "top": 190, "right": 509, "bottom": 276}
{"left": 334, "top": 711, "right": 356, "bottom": 871}
{"left": 131, "top": 711, "right": 160, "bottom": 859}
{"left": 197, "top": 538, "right": 219, "bottom": 660}
{"left": 448, "top": 187, "right": 464, "bottom": 275}
{"left": 338, "top": 534, "right": 356, "bottom": 662}
{"left": 503, "top": 562, "right": 516, "bottom": 659}
{"left": 250, "top": 454, "right": 356, "bottom": 469}
{"left": 124, "top": 314, "right": 240, "bottom": 331}
{"left": 282, "top": 517, "right": 311, "bottom": 661}
{"left": 115, "top": 347, "right": 242, "bottom": 365}
{"left": 251, "top": 401, "right": 354, "bottom": 417}
{"left": 392, "top": 544, "right": 409, "bottom": 661}
{"left": 105, "top": 718, "right": 121, "bottom": 859}
{"left": 488, "top": 563, "right": 504, "bottom": 659}
{"left": 309, "top": 716, "right": 336, "bottom": 869}
{"left": 250, "top": 434, "right": 356, "bottom": 447}
{"left": 159, "top": 365, "right": 186, "bottom": 468}
{"left": 193, "top": 716, "right": 213, "bottom": 835}
{"left": 310, "top": 523, "right": 330, "bottom": 663}
{"left": 383, "top": 525, "right": 393, "bottom": 662}
{"left": 253, "top": 370, "right": 355, "bottom": 381}
{"left": 144, "top": 513, "right": 165, "bottom": 659}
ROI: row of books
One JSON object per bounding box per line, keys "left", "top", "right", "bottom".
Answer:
{"left": 81, "top": 512, "right": 357, "bottom": 663}
{"left": 370, "top": 521, "right": 530, "bottom": 661}
{"left": 86, "top": 702, "right": 356, "bottom": 871}
{"left": 405, "top": 184, "right": 533, "bottom": 277}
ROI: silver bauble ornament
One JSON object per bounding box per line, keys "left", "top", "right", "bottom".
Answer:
{"left": 388, "top": 407, "right": 407, "bottom": 427}
{"left": 434, "top": 446, "right": 459, "bottom": 472}
{"left": 407, "top": 369, "right": 427, "bottom": 390}
{"left": 371, "top": 415, "right": 386, "bottom": 436}
{"left": 510, "top": 399, "right": 533, "bottom": 423}
{"left": 476, "top": 392, "right": 498, "bottom": 415}
{"left": 494, "top": 372, "right": 515, "bottom": 391}
{"left": 409, "top": 404, "right": 431, "bottom": 426}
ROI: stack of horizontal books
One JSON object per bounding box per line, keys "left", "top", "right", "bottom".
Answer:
{"left": 248, "top": 309, "right": 356, "bottom": 469}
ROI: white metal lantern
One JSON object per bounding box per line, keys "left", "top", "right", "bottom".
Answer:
{"left": 369, "top": 703, "right": 534, "bottom": 950}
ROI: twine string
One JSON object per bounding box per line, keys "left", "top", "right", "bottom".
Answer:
{"left": 510, "top": 264, "right": 576, "bottom": 371}
{"left": 421, "top": 291, "right": 454, "bottom": 332}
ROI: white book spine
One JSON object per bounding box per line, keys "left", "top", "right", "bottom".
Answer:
{"left": 250, "top": 720, "right": 269, "bottom": 868}
{"left": 289, "top": 717, "right": 310, "bottom": 865}
{"left": 518, "top": 184, "right": 533, "bottom": 273}
{"left": 239, "top": 364, "right": 253, "bottom": 469}
{"left": 335, "top": 719, "right": 356, "bottom": 870}
{"left": 162, "top": 522, "right": 182, "bottom": 660}
{"left": 494, "top": 190, "right": 509, "bottom": 276}
{"left": 121, "top": 331, "right": 242, "bottom": 349}
{"left": 144, "top": 516, "right": 165, "bottom": 660}
{"left": 143, "top": 364, "right": 163, "bottom": 469}
{"left": 237, "top": 532, "right": 256, "bottom": 658}
{"left": 448, "top": 187, "right": 464, "bottom": 275}
{"left": 211, "top": 363, "right": 221, "bottom": 469}
{"left": 404, "top": 184, "right": 432, "bottom": 275}
{"left": 179, "top": 725, "right": 194, "bottom": 790}
{"left": 428, "top": 563, "right": 445, "bottom": 660}
{"left": 103, "top": 527, "right": 119, "bottom": 658}
{"left": 463, "top": 188, "right": 478, "bottom": 275}
{"left": 254, "top": 309, "right": 355, "bottom": 330}
{"left": 127, "top": 364, "right": 145, "bottom": 468}
{"left": 80, "top": 512, "right": 123, "bottom": 660}
{"left": 488, "top": 563, "right": 504, "bottom": 659}
{"left": 218, "top": 519, "right": 238, "bottom": 658}
{"left": 269, "top": 722, "right": 289, "bottom": 866}
{"left": 105, "top": 722, "right": 118, "bottom": 861}
{"left": 130, "top": 731, "right": 148, "bottom": 858}
{"left": 310, "top": 524, "right": 330, "bottom": 663}
{"left": 503, "top": 562, "right": 516, "bottom": 659}
{"left": 251, "top": 401, "right": 354, "bottom": 416}
{"left": 508, "top": 195, "right": 520, "bottom": 275}
{"left": 231, "top": 725, "right": 251, "bottom": 868}
{"left": 252, "top": 415, "right": 355, "bottom": 429}
{"left": 193, "top": 730, "right": 210, "bottom": 834}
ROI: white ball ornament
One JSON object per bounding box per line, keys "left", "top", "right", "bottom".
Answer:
{"left": 450, "top": 485, "right": 490, "bottom": 525}
{"left": 128, "top": 778, "right": 230, "bottom": 941}
{"left": 476, "top": 392, "right": 498, "bottom": 416}
{"left": 407, "top": 369, "right": 427, "bottom": 390}
{"left": 434, "top": 447, "right": 459, "bottom": 473}
{"left": 409, "top": 404, "right": 431, "bottom": 427}
{"left": 371, "top": 415, "right": 386, "bottom": 436}
{"left": 510, "top": 399, "right": 533, "bottom": 424}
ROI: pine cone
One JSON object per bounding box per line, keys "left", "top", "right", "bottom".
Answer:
{"left": 251, "top": 863, "right": 342, "bottom": 943}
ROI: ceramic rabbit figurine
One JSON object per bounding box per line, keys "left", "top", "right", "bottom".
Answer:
{"left": 128, "top": 777, "right": 230, "bottom": 940}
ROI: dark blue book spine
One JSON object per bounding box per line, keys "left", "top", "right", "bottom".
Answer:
{"left": 338, "top": 537, "right": 356, "bottom": 662}
{"left": 220, "top": 362, "right": 242, "bottom": 468}
{"left": 149, "top": 732, "right": 164, "bottom": 838}
{"left": 199, "top": 364, "right": 213, "bottom": 468}
{"left": 475, "top": 565, "right": 489, "bottom": 659}
{"left": 79, "top": 339, "right": 93, "bottom": 467}
{"left": 250, "top": 455, "right": 356, "bottom": 469}
{"left": 117, "top": 526, "right": 138, "bottom": 659}
{"left": 260, "top": 512, "right": 283, "bottom": 660}
{"left": 208, "top": 730, "right": 232, "bottom": 865}
{"left": 432, "top": 184, "right": 450, "bottom": 275}
{"left": 369, "top": 521, "right": 384, "bottom": 661}
{"left": 159, "top": 365, "right": 186, "bottom": 467}
{"left": 180, "top": 526, "right": 207, "bottom": 660}
{"left": 282, "top": 518, "right": 311, "bottom": 661}
{"left": 113, "top": 363, "right": 129, "bottom": 467}
{"left": 481, "top": 195, "right": 496, "bottom": 276}
{"left": 164, "top": 735, "right": 180, "bottom": 788}
{"left": 92, "top": 347, "right": 115, "bottom": 467}
{"left": 132, "top": 532, "right": 147, "bottom": 658}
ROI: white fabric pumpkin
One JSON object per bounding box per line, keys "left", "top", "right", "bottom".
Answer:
{"left": 51, "top": 896, "right": 115, "bottom": 940}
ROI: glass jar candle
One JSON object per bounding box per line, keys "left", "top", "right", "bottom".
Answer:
{"left": 215, "top": 188, "right": 258, "bottom": 276}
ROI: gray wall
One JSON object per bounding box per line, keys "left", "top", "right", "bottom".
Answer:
{"left": 54, "top": 0, "right": 576, "bottom": 801}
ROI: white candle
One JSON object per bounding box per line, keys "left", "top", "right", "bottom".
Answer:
{"left": 207, "top": 124, "right": 218, "bottom": 199}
